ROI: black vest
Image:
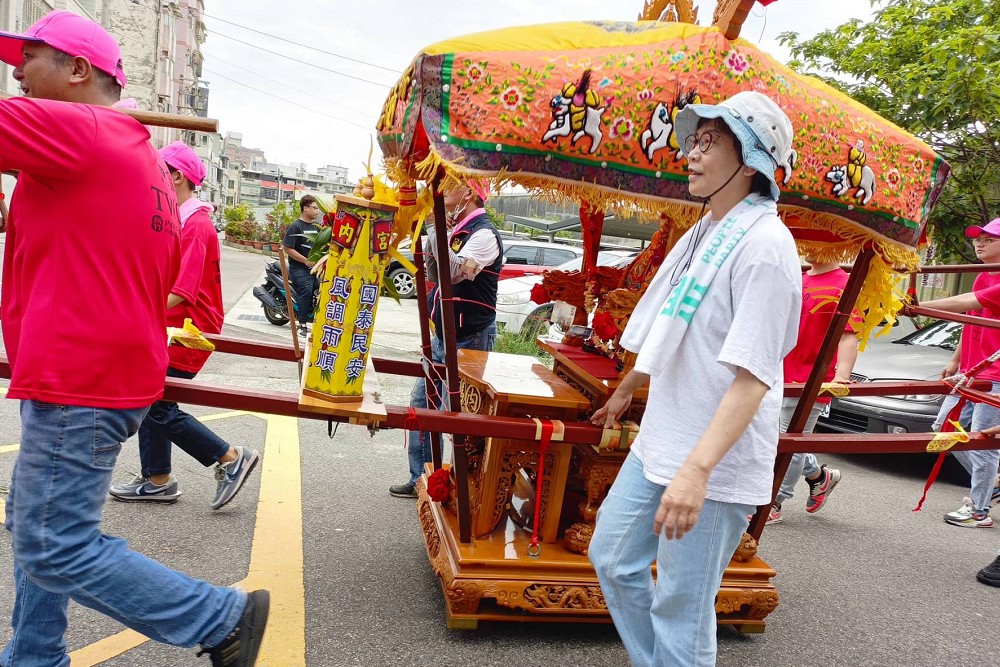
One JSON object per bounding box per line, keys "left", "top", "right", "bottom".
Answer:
{"left": 429, "top": 213, "right": 503, "bottom": 340}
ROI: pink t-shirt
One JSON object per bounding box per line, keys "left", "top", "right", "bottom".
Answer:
{"left": 783, "top": 268, "right": 854, "bottom": 404}
{"left": 168, "top": 199, "right": 223, "bottom": 373}
{"left": 960, "top": 272, "right": 1000, "bottom": 381}
{"left": 0, "top": 97, "right": 181, "bottom": 408}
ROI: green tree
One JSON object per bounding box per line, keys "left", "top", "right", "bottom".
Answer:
{"left": 223, "top": 202, "right": 254, "bottom": 224}
{"left": 268, "top": 201, "right": 296, "bottom": 228}
{"left": 779, "top": 0, "right": 1000, "bottom": 262}
{"left": 485, "top": 205, "right": 507, "bottom": 230}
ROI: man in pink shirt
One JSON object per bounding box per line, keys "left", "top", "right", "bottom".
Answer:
{"left": 108, "top": 141, "right": 261, "bottom": 510}
{"left": 768, "top": 258, "right": 858, "bottom": 524}
{"left": 0, "top": 11, "right": 267, "bottom": 666}
{"left": 921, "top": 218, "right": 1000, "bottom": 528}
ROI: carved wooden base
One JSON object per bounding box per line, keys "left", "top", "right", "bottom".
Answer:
{"left": 417, "top": 477, "right": 779, "bottom": 630}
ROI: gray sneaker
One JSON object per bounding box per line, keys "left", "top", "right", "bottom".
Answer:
{"left": 109, "top": 474, "right": 182, "bottom": 503}
{"left": 212, "top": 447, "right": 260, "bottom": 510}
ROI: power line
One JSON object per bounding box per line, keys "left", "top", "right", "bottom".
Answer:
{"left": 203, "top": 13, "right": 402, "bottom": 74}
{"left": 202, "top": 67, "right": 376, "bottom": 132}
{"left": 208, "top": 30, "right": 393, "bottom": 88}
{"left": 209, "top": 53, "right": 373, "bottom": 121}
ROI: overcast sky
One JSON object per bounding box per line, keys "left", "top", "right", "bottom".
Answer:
{"left": 201, "top": 0, "right": 876, "bottom": 178}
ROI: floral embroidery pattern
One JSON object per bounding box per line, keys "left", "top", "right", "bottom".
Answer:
{"left": 725, "top": 51, "right": 749, "bottom": 75}
{"left": 380, "top": 22, "right": 948, "bottom": 247}
{"left": 609, "top": 117, "right": 634, "bottom": 140}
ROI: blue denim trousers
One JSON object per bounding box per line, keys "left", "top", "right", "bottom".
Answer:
{"left": 2, "top": 400, "right": 245, "bottom": 667}
{"left": 288, "top": 263, "right": 317, "bottom": 324}
{"left": 406, "top": 323, "right": 497, "bottom": 485}
{"left": 589, "top": 453, "right": 753, "bottom": 667}
{"left": 776, "top": 398, "right": 824, "bottom": 504}
{"left": 932, "top": 382, "right": 1000, "bottom": 512}
{"left": 139, "top": 367, "right": 230, "bottom": 477}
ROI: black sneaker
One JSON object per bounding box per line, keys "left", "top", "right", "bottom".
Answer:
{"left": 198, "top": 590, "right": 270, "bottom": 666}
{"left": 976, "top": 556, "right": 1000, "bottom": 587}
{"left": 389, "top": 483, "right": 417, "bottom": 498}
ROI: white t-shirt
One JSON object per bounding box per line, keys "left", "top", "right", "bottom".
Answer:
{"left": 424, "top": 218, "right": 501, "bottom": 283}
{"left": 629, "top": 212, "right": 801, "bottom": 506}
{"left": 456, "top": 228, "right": 501, "bottom": 273}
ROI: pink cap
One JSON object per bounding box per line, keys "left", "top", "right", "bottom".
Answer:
{"left": 0, "top": 10, "right": 127, "bottom": 88}
{"left": 159, "top": 141, "right": 206, "bottom": 187}
{"left": 965, "top": 218, "right": 1000, "bottom": 238}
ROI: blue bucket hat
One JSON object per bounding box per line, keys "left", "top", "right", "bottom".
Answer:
{"left": 674, "top": 91, "right": 795, "bottom": 201}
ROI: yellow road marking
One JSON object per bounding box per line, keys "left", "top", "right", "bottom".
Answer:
{"left": 52, "top": 412, "right": 305, "bottom": 666}
{"left": 67, "top": 630, "right": 148, "bottom": 665}
{"left": 241, "top": 415, "right": 306, "bottom": 666}
{"left": 0, "top": 444, "right": 17, "bottom": 454}
{"left": 199, "top": 410, "right": 252, "bottom": 422}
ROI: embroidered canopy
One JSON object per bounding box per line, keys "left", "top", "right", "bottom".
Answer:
{"left": 377, "top": 20, "right": 949, "bottom": 269}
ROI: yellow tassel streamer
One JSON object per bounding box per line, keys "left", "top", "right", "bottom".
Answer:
{"left": 167, "top": 318, "right": 215, "bottom": 351}
{"left": 819, "top": 382, "right": 850, "bottom": 398}
{"left": 927, "top": 420, "right": 970, "bottom": 453}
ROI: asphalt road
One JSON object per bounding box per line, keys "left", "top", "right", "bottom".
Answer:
{"left": 1, "top": 241, "right": 1000, "bottom": 666}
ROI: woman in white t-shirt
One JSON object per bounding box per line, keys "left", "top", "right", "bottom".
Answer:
{"left": 589, "top": 92, "right": 801, "bottom": 667}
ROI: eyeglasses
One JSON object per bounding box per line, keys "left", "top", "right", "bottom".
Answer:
{"left": 973, "top": 236, "right": 999, "bottom": 246}
{"left": 683, "top": 131, "right": 722, "bottom": 155}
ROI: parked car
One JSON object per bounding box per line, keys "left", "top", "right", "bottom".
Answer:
{"left": 386, "top": 239, "right": 418, "bottom": 299}
{"left": 498, "top": 239, "right": 582, "bottom": 279}
{"left": 817, "top": 318, "right": 962, "bottom": 435}
{"left": 495, "top": 250, "right": 638, "bottom": 336}
{"left": 385, "top": 237, "right": 583, "bottom": 299}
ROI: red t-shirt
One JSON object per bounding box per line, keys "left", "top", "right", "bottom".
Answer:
{"left": 783, "top": 268, "right": 854, "bottom": 404}
{"left": 168, "top": 199, "right": 223, "bottom": 373}
{"left": 959, "top": 272, "right": 1000, "bottom": 381}
{"left": 0, "top": 97, "right": 181, "bottom": 408}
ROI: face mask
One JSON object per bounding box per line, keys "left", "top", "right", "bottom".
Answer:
{"left": 444, "top": 189, "right": 472, "bottom": 226}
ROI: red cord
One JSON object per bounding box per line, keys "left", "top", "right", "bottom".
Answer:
{"left": 914, "top": 397, "right": 966, "bottom": 512}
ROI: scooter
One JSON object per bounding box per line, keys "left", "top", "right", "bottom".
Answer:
{"left": 251, "top": 259, "right": 318, "bottom": 327}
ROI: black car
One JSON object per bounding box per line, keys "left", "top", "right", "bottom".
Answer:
{"left": 817, "top": 319, "right": 962, "bottom": 435}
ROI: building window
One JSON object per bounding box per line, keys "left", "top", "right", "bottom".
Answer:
{"left": 22, "top": 0, "right": 55, "bottom": 28}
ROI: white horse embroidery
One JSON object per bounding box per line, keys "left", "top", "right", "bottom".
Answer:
{"left": 541, "top": 94, "right": 605, "bottom": 154}
{"left": 639, "top": 102, "right": 671, "bottom": 162}
{"left": 542, "top": 96, "right": 571, "bottom": 143}
{"left": 826, "top": 163, "right": 876, "bottom": 205}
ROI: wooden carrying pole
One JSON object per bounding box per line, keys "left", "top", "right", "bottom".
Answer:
{"left": 748, "top": 244, "right": 877, "bottom": 540}
{"left": 429, "top": 173, "right": 474, "bottom": 543}
{"left": 0, "top": 92, "right": 218, "bottom": 133}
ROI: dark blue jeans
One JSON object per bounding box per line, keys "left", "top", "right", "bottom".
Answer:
{"left": 289, "top": 263, "right": 317, "bottom": 324}
{"left": 406, "top": 323, "right": 497, "bottom": 485}
{"left": 139, "top": 367, "right": 230, "bottom": 477}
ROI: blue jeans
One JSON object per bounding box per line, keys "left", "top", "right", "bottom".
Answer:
{"left": 406, "top": 323, "right": 497, "bottom": 485}
{"left": 2, "top": 400, "right": 245, "bottom": 667}
{"left": 139, "top": 367, "right": 230, "bottom": 477}
{"left": 932, "top": 382, "right": 1000, "bottom": 512}
{"left": 776, "top": 398, "right": 824, "bottom": 504}
{"left": 589, "top": 453, "right": 753, "bottom": 667}
{"left": 289, "top": 263, "right": 316, "bottom": 324}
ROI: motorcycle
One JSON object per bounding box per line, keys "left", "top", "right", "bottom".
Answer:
{"left": 251, "top": 259, "right": 318, "bottom": 327}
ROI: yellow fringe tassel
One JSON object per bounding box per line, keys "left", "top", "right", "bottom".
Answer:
{"left": 397, "top": 152, "right": 922, "bottom": 349}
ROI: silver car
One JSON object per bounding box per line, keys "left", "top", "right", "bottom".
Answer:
{"left": 817, "top": 318, "right": 962, "bottom": 434}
